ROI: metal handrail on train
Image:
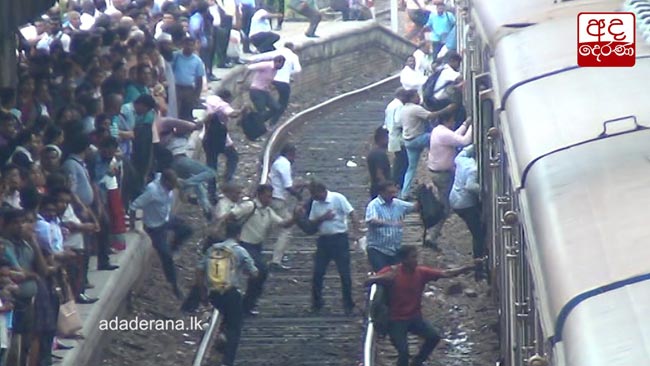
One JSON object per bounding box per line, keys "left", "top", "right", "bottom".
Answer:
{"left": 363, "top": 284, "right": 379, "bottom": 366}
{"left": 192, "top": 73, "right": 401, "bottom": 366}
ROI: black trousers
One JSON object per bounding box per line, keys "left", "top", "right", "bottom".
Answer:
{"left": 145, "top": 217, "right": 193, "bottom": 289}
{"left": 392, "top": 149, "right": 408, "bottom": 189}
{"left": 367, "top": 248, "right": 398, "bottom": 273}
{"left": 200, "top": 37, "right": 214, "bottom": 77}
{"left": 454, "top": 205, "right": 486, "bottom": 258}
{"left": 312, "top": 233, "right": 354, "bottom": 309}
{"left": 176, "top": 84, "right": 199, "bottom": 121}
{"left": 388, "top": 317, "right": 441, "bottom": 366}
{"left": 250, "top": 88, "right": 282, "bottom": 125}
{"left": 271, "top": 81, "right": 290, "bottom": 125}
{"left": 215, "top": 13, "right": 233, "bottom": 66}
{"left": 240, "top": 242, "right": 268, "bottom": 311}
{"left": 250, "top": 31, "right": 280, "bottom": 53}
{"left": 131, "top": 123, "right": 153, "bottom": 195}
{"left": 209, "top": 288, "right": 244, "bottom": 366}
{"left": 241, "top": 4, "right": 255, "bottom": 52}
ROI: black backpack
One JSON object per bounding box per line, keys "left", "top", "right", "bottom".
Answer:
{"left": 416, "top": 184, "right": 445, "bottom": 243}
{"left": 203, "top": 113, "right": 228, "bottom": 155}
{"left": 295, "top": 199, "right": 319, "bottom": 235}
{"left": 422, "top": 68, "right": 453, "bottom": 111}
{"left": 240, "top": 110, "right": 267, "bottom": 141}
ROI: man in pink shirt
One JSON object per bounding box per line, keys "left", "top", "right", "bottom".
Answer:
{"left": 240, "top": 56, "right": 286, "bottom": 126}
{"left": 426, "top": 109, "right": 472, "bottom": 244}
{"left": 202, "top": 90, "right": 241, "bottom": 202}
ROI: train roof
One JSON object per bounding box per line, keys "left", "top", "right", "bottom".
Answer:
{"left": 473, "top": 0, "right": 631, "bottom": 47}
{"left": 519, "top": 129, "right": 650, "bottom": 360}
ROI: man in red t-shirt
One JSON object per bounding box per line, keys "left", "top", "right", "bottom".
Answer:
{"left": 366, "top": 245, "right": 483, "bottom": 366}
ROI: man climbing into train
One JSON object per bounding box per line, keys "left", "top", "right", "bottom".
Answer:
{"left": 365, "top": 245, "right": 484, "bottom": 366}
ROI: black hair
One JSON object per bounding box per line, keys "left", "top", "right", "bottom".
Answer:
{"left": 20, "top": 187, "right": 42, "bottom": 212}
{"left": 256, "top": 183, "right": 273, "bottom": 196}
{"left": 225, "top": 221, "right": 242, "bottom": 238}
{"left": 377, "top": 180, "right": 396, "bottom": 193}
{"left": 397, "top": 245, "right": 417, "bottom": 261}
{"left": 447, "top": 51, "right": 462, "bottom": 64}
{"left": 0, "top": 88, "right": 15, "bottom": 107}
{"left": 216, "top": 89, "right": 232, "bottom": 101}
{"left": 309, "top": 181, "right": 327, "bottom": 193}
{"left": 65, "top": 134, "right": 91, "bottom": 155}
{"left": 46, "top": 172, "right": 69, "bottom": 191}
{"left": 39, "top": 194, "right": 59, "bottom": 209}
{"left": 374, "top": 127, "right": 388, "bottom": 144}
{"left": 1, "top": 163, "right": 21, "bottom": 177}
{"left": 134, "top": 94, "right": 157, "bottom": 110}
{"left": 43, "top": 124, "right": 64, "bottom": 145}
{"left": 99, "top": 136, "right": 119, "bottom": 149}
{"left": 2, "top": 209, "right": 29, "bottom": 225}
{"left": 280, "top": 143, "right": 296, "bottom": 156}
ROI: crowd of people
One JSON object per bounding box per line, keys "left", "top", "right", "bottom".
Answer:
{"left": 0, "top": 0, "right": 485, "bottom": 365}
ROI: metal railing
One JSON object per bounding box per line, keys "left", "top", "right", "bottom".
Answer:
{"left": 192, "top": 309, "right": 221, "bottom": 366}
{"left": 363, "top": 284, "right": 379, "bottom": 366}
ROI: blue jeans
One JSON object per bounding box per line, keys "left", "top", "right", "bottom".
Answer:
{"left": 400, "top": 133, "right": 430, "bottom": 198}
{"left": 388, "top": 317, "right": 441, "bottom": 366}
{"left": 367, "top": 248, "right": 399, "bottom": 273}
{"left": 171, "top": 155, "right": 216, "bottom": 214}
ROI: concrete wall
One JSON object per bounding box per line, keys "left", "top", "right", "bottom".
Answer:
{"left": 61, "top": 232, "right": 154, "bottom": 366}
{"left": 220, "top": 22, "right": 415, "bottom": 106}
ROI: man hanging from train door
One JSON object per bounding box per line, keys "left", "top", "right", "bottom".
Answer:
{"left": 365, "top": 245, "right": 484, "bottom": 366}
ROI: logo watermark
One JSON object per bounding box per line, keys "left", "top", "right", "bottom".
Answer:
{"left": 577, "top": 12, "right": 636, "bottom": 67}
{"left": 98, "top": 316, "right": 204, "bottom": 331}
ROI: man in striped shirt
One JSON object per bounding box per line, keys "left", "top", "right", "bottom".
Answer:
{"left": 365, "top": 181, "right": 419, "bottom": 272}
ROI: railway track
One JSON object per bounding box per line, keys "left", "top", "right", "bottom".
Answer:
{"left": 192, "top": 76, "right": 399, "bottom": 366}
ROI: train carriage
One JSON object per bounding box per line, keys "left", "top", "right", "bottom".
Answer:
{"left": 463, "top": 0, "right": 650, "bottom": 365}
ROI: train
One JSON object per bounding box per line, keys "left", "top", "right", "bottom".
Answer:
{"left": 455, "top": 0, "right": 650, "bottom": 365}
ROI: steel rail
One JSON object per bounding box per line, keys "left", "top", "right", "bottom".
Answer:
{"left": 363, "top": 284, "right": 379, "bottom": 366}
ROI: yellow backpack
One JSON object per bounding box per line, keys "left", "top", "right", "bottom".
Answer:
{"left": 206, "top": 245, "right": 237, "bottom": 293}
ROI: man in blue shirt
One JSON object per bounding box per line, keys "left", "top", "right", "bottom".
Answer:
{"left": 365, "top": 181, "right": 419, "bottom": 272}
{"left": 130, "top": 169, "right": 193, "bottom": 299}
{"left": 422, "top": 2, "right": 456, "bottom": 59}
{"left": 449, "top": 145, "right": 486, "bottom": 280}
{"left": 196, "top": 221, "right": 258, "bottom": 366}
{"left": 189, "top": 1, "right": 218, "bottom": 81}
{"left": 173, "top": 37, "right": 206, "bottom": 120}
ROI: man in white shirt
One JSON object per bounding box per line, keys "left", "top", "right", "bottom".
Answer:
{"left": 400, "top": 55, "right": 427, "bottom": 92}
{"left": 268, "top": 144, "right": 304, "bottom": 271}
{"left": 249, "top": 7, "right": 283, "bottom": 53}
{"left": 249, "top": 42, "right": 301, "bottom": 125}
{"left": 384, "top": 88, "right": 409, "bottom": 189}
{"left": 432, "top": 52, "right": 463, "bottom": 101}
{"left": 306, "top": 181, "right": 361, "bottom": 315}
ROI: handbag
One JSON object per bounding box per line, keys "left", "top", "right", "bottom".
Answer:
{"left": 57, "top": 300, "right": 83, "bottom": 337}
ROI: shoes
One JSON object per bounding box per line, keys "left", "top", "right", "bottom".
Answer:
{"left": 305, "top": 33, "right": 319, "bottom": 38}
{"left": 217, "top": 62, "right": 233, "bottom": 68}
{"left": 52, "top": 354, "right": 63, "bottom": 360}
{"left": 76, "top": 293, "right": 99, "bottom": 304}
{"left": 233, "top": 59, "right": 245, "bottom": 65}
{"left": 269, "top": 262, "right": 290, "bottom": 272}
{"left": 54, "top": 340, "right": 74, "bottom": 350}
{"left": 423, "top": 240, "right": 442, "bottom": 252}
{"left": 207, "top": 74, "right": 220, "bottom": 81}
{"left": 281, "top": 255, "right": 290, "bottom": 263}
{"left": 274, "top": 25, "right": 282, "bottom": 31}
{"left": 98, "top": 263, "right": 119, "bottom": 271}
